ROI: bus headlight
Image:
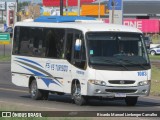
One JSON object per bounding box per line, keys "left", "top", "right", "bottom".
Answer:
{"left": 88, "top": 80, "right": 106, "bottom": 86}
{"left": 138, "top": 80, "right": 151, "bottom": 86}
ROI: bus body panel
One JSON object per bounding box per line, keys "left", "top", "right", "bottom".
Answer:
{"left": 86, "top": 68, "right": 150, "bottom": 97}
{"left": 70, "top": 65, "right": 88, "bottom": 95}
{"left": 12, "top": 55, "right": 66, "bottom": 92}
{"left": 94, "top": 70, "right": 150, "bottom": 86}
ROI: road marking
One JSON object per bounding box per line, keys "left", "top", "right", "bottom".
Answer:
{"left": 0, "top": 87, "right": 28, "bottom": 93}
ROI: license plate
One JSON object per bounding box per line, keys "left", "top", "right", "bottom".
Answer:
{"left": 115, "top": 93, "right": 126, "bottom": 97}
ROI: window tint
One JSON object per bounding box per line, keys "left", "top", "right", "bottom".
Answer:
{"left": 64, "top": 29, "right": 86, "bottom": 69}
{"left": 28, "top": 28, "right": 44, "bottom": 57}
{"left": 44, "top": 28, "right": 65, "bottom": 58}
{"left": 65, "top": 33, "right": 74, "bottom": 62}
{"left": 17, "top": 27, "right": 44, "bottom": 57}
{"left": 13, "top": 27, "right": 20, "bottom": 54}
{"left": 13, "top": 27, "right": 65, "bottom": 59}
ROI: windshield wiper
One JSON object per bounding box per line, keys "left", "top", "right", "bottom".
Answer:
{"left": 117, "top": 58, "right": 146, "bottom": 69}
{"left": 91, "top": 57, "right": 129, "bottom": 70}
{"left": 104, "top": 59, "right": 129, "bottom": 70}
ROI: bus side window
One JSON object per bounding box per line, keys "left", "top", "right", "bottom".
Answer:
{"left": 45, "top": 30, "right": 57, "bottom": 58}
{"left": 19, "top": 27, "right": 30, "bottom": 55}
{"left": 31, "top": 28, "right": 43, "bottom": 56}
{"left": 65, "top": 33, "right": 74, "bottom": 62}
{"left": 45, "top": 29, "right": 65, "bottom": 58}
{"left": 13, "top": 27, "right": 20, "bottom": 54}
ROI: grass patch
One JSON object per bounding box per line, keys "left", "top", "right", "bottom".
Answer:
{"left": 0, "top": 55, "right": 11, "bottom": 62}
{"left": 152, "top": 34, "right": 160, "bottom": 44}
{"left": 151, "top": 66, "right": 160, "bottom": 96}
{"left": 149, "top": 55, "right": 160, "bottom": 61}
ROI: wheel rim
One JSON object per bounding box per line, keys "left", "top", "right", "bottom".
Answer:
{"left": 31, "top": 82, "right": 37, "bottom": 97}
{"left": 151, "top": 51, "right": 155, "bottom": 55}
{"left": 73, "top": 86, "right": 81, "bottom": 102}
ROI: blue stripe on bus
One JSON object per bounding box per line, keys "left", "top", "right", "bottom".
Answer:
{"left": 16, "top": 57, "right": 43, "bottom": 68}
{"left": 19, "top": 64, "right": 61, "bottom": 87}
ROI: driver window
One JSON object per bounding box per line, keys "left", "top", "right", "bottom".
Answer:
{"left": 73, "top": 33, "right": 86, "bottom": 69}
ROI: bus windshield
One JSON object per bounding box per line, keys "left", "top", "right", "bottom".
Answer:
{"left": 86, "top": 32, "right": 150, "bottom": 68}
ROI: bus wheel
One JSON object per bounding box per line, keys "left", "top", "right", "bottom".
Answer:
{"left": 125, "top": 97, "right": 138, "bottom": 106}
{"left": 30, "top": 80, "right": 43, "bottom": 100}
{"left": 72, "top": 83, "right": 86, "bottom": 106}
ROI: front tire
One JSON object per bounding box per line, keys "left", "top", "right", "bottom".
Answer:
{"left": 30, "top": 80, "right": 49, "bottom": 100}
{"left": 72, "top": 83, "right": 86, "bottom": 106}
{"left": 125, "top": 97, "right": 138, "bottom": 106}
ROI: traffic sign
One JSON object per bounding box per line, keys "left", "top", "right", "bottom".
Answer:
{"left": 0, "top": 2, "right": 5, "bottom": 10}
{"left": 109, "top": 0, "right": 123, "bottom": 24}
{"left": 108, "top": 0, "right": 123, "bottom": 10}
{"left": 0, "top": 33, "right": 10, "bottom": 45}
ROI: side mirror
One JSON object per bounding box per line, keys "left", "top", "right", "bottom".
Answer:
{"left": 75, "top": 39, "right": 82, "bottom": 51}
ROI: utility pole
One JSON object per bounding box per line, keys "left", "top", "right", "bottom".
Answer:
{"left": 60, "top": 0, "right": 63, "bottom": 16}
{"left": 2, "top": 10, "right": 3, "bottom": 24}
{"left": 31, "top": 0, "right": 34, "bottom": 19}
{"left": 98, "top": 0, "right": 101, "bottom": 19}
{"left": 66, "top": 0, "right": 68, "bottom": 16}
{"left": 77, "top": 0, "right": 80, "bottom": 16}
{"left": 111, "top": 0, "right": 115, "bottom": 23}
{"left": 13, "top": 1, "right": 18, "bottom": 25}
{"left": 16, "top": 0, "right": 18, "bottom": 21}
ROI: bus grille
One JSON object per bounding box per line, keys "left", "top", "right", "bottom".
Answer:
{"left": 108, "top": 80, "right": 135, "bottom": 84}
{"left": 105, "top": 89, "right": 137, "bottom": 93}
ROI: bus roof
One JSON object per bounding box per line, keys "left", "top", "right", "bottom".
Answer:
{"left": 34, "top": 16, "right": 96, "bottom": 22}
{"left": 15, "top": 17, "right": 142, "bottom": 33}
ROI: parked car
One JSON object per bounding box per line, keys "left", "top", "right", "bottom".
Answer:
{"left": 5, "top": 27, "right": 13, "bottom": 38}
{"left": 149, "top": 45, "right": 160, "bottom": 55}
{"left": 144, "top": 36, "right": 152, "bottom": 49}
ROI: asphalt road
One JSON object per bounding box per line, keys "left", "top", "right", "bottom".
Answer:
{"left": 0, "top": 63, "right": 160, "bottom": 113}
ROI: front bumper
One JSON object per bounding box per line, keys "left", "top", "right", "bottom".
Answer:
{"left": 87, "top": 83, "right": 150, "bottom": 97}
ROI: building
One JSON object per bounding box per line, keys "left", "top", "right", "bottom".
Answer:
{"left": 94, "top": 0, "right": 160, "bottom": 19}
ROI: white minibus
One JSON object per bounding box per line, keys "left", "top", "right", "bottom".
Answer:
{"left": 11, "top": 16, "right": 151, "bottom": 106}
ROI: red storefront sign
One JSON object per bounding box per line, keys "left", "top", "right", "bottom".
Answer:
{"left": 104, "top": 19, "right": 160, "bottom": 33}
{"left": 124, "top": 19, "right": 159, "bottom": 33}
{"left": 43, "top": 0, "right": 95, "bottom": 6}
